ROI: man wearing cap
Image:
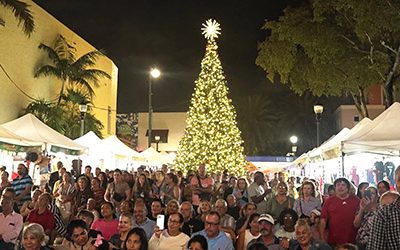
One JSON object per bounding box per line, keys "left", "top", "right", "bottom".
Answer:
{"left": 191, "top": 211, "right": 234, "bottom": 250}
{"left": 248, "top": 213, "right": 283, "bottom": 250}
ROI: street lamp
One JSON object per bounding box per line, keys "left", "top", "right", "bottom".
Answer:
{"left": 78, "top": 103, "right": 88, "bottom": 137}
{"left": 148, "top": 67, "right": 161, "bottom": 148}
{"left": 290, "top": 135, "right": 298, "bottom": 156}
{"left": 313, "top": 104, "right": 324, "bottom": 146}
{"left": 155, "top": 135, "right": 161, "bottom": 152}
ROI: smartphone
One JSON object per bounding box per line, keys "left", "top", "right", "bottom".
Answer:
{"left": 364, "top": 189, "right": 372, "bottom": 199}
{"left": 156, "top": 214, "right": 165, "bottom": 230}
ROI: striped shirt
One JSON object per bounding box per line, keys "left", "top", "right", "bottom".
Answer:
{"left": 11, "top": 174, "right": 32, "bottom": 207}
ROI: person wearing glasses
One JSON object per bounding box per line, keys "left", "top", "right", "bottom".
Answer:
{"left": 149, "top": 212, "right": 190, "bottom": 250}
{"left": 191, "top": 211, "right": 234, "bottom": 250}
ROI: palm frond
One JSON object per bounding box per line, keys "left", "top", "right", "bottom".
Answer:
{"left": 72, "top": 50, "right": 104, "bottom": 69}
{"left": 38, "top": 43, "right": 61, "bottom": 64}
{"left": 34, "top": 65, "right": 61, "bottom": 78}
{"left": 54, "top": 35, "right": 76, "bottom": 62}
{"left": 0, "top": 17, "right": 5, "bottom": 26}
{"left": 1, "top": 0, "right": 34, "bottom": 36}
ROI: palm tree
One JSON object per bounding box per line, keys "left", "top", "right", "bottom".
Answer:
{"left": 235, "top": 94, "right": 279, "bottom": 155}
{"left": 0, "top": 0, "right": 34, "bottom": 36}
{"left": 34, "top": 35, "right": 111, "bottom": 105}
{"left": 24, "top": 88, "right": 104, "bottom": 139}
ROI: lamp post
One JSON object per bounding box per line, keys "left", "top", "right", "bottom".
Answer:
{"left": 155, "top": 135, "right": 161, "bottom": 152}
{"left": 78, "top": 103, "right": 88, "bottom": 137}
{"left": 290, "top": 135, "right": 298, "bottom": 156}
{"left": 148, "top": 67, "right": 161, "bottom": 148}
{"left": 313, "top": 104, "right": 324, "bottom": 146}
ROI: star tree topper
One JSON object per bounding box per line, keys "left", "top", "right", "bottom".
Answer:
{"left": 201, "top": 19, "right": 221, "bottom": 40}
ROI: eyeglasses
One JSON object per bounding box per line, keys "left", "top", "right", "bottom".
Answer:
{"left": 168, "top": 220, "right": 181, "bottom": 225}
{"left": 72, "top": 230, "right": 87, "bottom": 239}
{"left": 205, "top": 221, "right": 220, "bottom": 226}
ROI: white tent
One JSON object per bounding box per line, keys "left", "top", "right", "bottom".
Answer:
{"left": 74, "top": 131, "right": 104, "bottom": 150}
{"left": 138, "top": 147, "right": 168, "bottom": 162}
{"left": 102, "top": 135, "right": 140, "bottom": 157}
{"left": 2, "top": 113, "right": 85, "bottom": 151}
{"left": 342, "top": 102, "right": 400, "bottom": 155}
{"left": 0, "top": 125, "right": 40, "bottom": 146}
{"left": 320, "top": 118, "right": 372, "bottom": 160}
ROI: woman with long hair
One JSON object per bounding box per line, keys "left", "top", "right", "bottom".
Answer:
{"left": 132, "top": 173, "right": 152, "bottom": 204}
{"left": 356, "top": 182, "right": 369, "bottom": 199}
{"left": 76, "top": 176, "right": 94, "bottom": 212}
{"left": 293, "top": 181, "right": 321, "bottom": 218}
{"left": 354, "top": 186, "right": 379, "bottom": 250}
{"left": 123, "top": 227, "right": 148, "bottom": 250}
{"left": 232, "top": 177, "right": 249, "bottom": 207}
{"left": 266, "top": 181, "right": 295, "bottom": 221}
{"left": 161, "top": 173, "right": 180, "bottom": 204}
{"left": 236, "top": 213, "right": 260, "bottom": 250}
{"left": 54, "top": 172, "right": 76, "bottom": 222}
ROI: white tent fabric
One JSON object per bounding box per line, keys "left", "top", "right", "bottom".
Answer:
{"left": 74, "top": 131, "right": 103, "bottom": 148}
{"left": 0, "top": 125, "right": 40, "bottom": 146}
{"left": 137, "top": 147, "right": 171, "bottom": 164}
{"left": 102, "top": 135, "right": 140, "bottom": 157}
{"left": 343, "top": 102, "right": 400, "bottom": 154}
{"left": 2, "top": 114, "right": 84, "bottom": 151}
{"left": 321, "top": 118, "right": 372, "bottom": 159}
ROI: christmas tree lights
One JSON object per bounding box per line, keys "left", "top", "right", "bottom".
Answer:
{"left": 175, "top": 19, "right": 247, "bottom": 176}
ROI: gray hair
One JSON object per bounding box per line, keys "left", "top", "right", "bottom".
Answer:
{"left": 23, "top": 223, "right": 45, "bottom": 243}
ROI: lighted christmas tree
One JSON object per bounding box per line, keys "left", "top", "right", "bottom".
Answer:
{"left": 175, "top": 19, "right": 247, "bottom": 176}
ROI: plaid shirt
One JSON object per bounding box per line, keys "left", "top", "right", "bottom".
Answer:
{"left": 367, "top": 196, "right": 400, "bottom": 250}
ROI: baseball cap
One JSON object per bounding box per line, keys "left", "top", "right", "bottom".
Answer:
{"left": 311, "top": 209, "right": 321, "bottom": 217}
{"left": 257, "top": 214, "right": 274, "bottom": 225}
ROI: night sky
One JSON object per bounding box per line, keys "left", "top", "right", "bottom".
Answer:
{"left": 34, "top": 0, "right": 298, "bottom": 113}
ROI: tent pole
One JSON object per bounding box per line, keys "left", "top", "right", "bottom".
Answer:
{"left": 341, "top": 152, "right": 345, "bottom": 177}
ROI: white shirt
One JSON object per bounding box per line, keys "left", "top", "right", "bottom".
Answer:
{"left": 247, "top": 182, "right": 267, "bottom": 213}
{"left": 149, "top": 230, "right": 190, "bottom": 250}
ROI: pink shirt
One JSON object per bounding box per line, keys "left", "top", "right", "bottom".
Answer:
{"left": 190, "top": 175, "right": 214, "bottom": 206}
{"left": 91, "top": 218, "right": 118, "bottom": 240}
{"left": 0, "top": 211, "right": 23, "bottom": 244}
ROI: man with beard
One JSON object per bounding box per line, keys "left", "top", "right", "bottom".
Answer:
{"left": 247, "top": 213, "right": 283, "bottom": 250}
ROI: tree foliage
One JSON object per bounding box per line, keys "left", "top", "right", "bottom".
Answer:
{"left": 0, "top": 0, "right": 34, "bottom": 36}
{"left": 257, "top": 0, "right": 400, "bottom": 116}
{"left": 35, "top": 35, "right": 111, "bottom": 105}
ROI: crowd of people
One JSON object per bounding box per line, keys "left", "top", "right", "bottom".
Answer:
{"left": 0, "top": 161, "right": 399, "bottom": 250}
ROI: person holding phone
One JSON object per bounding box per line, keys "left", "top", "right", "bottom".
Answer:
{"left": 353, "top": 186, "right": 378, "bottom": 250}
{"left": 148, "top": 212, "right": 190, "bottom": 250}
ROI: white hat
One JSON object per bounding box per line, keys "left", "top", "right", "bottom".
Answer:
{"left": 311, "top": 209, "right": 321, "bottom": 217}
{"left": 257, "top": 214, "right": 274, "bottom": 225}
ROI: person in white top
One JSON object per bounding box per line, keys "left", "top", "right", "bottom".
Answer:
{"left": 247, "top": 171, "right": 271, "bottom": 214}
{"left": 149, "top": 212, "right": 190, "bottom": 250}
{"left": 236, "top": 213, "right": 260, "bottom": 250}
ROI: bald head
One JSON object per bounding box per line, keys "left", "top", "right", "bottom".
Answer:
{"left": 380, "top": 191, "right": 400, "bottom": 206}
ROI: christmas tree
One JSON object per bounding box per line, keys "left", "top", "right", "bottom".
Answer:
{"left": 175, "top": 19, "right": 247, "bottom": 176}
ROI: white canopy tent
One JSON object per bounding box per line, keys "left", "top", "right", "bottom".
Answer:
{"left": 342, "top": 102, "right": 400, "bottom": 155}
{"left": 74, "top": 131, "right": 109, "bottom": 170}
{"left": 0, "top": 125, "right": 40, "bottom": 146}
{"left": 2, "top": 113, "right": 85, "bottom": 152}
{"left": 101, "top": 135, "right": 141, "bottom": 170}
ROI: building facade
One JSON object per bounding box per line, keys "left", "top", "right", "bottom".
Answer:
{"left": 0, "top": 1, "right": 118, "bottom": 136}
{"left": 137, "top": 112, "right": 187, "bottom": 152}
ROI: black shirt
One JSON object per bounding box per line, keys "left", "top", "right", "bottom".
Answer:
{"left": 181, "top": 218, "right": 204, "bottom": 236}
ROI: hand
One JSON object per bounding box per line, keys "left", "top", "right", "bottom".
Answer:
{"left": 280, "top": 237, "right": 289, "bottom": 249}
{"left": 360, "top": 197, "right": 371, "bottom": 210}
{"left": 160, "top": 191, "right": 166, "bottom": 197}
{"left": 154, "top": 226, "right": 162, "bottom": 239}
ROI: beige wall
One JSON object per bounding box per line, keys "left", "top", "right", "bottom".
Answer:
{"left": 334, "top": 105, "right": 385, "bottom": 131}
{"left": 137, "top": 112, "right": 187, "bottom": 152}
{"left": 0, "top": 1, "right": 117, "bottom": 136}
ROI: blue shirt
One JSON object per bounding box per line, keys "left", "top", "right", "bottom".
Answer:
{"left": 192, "top": 230, "right": 234, "bottom": 250}
{"left": 133, "top": 217, "right": 156, "bottom": 240}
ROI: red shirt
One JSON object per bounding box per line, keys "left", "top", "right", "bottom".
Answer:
{"left": 321, "top": 195, "right": 359, "bottom": 245}
{"left": 26, "top": 208, "right": 55, "bottom": 233}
